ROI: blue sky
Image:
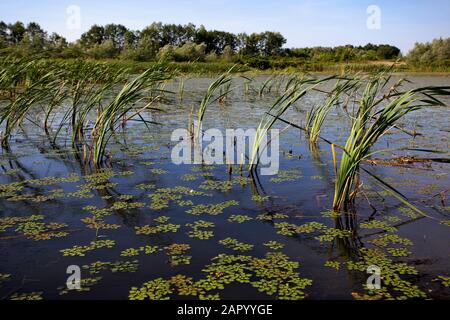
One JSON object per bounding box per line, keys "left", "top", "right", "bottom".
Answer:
{"left": 0, "top": 0, "right": 449, "bottom": 53}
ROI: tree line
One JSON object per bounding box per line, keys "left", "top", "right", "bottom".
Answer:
{"left": 4, "top": 20, "right": 446, "bottom": 68}
{"left": 407, "top": 37, "right": 450, "bottom": 68}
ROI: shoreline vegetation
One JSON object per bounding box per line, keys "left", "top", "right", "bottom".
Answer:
{"left": 0, "top": 21, "right": 449, "bottom": 75}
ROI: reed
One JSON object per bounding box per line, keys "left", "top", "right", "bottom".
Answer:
{"left": 91, "top": 64, "right": 173, "bottom": 165}
{"left": 195, "top": 67, "right": 234, "bottom": 142}
{"left": 248, "top": 75, "right": 336, "bottom": 172}
{"left": 305, "top": 76, "right": 361, "bottom": 145}
{"left": 332, "top": 73, "right": 450, "bottom": 211}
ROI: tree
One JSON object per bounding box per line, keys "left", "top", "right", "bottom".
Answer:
{"left": 407, "top": 37, "right": 450, "bottom": 66}
{"left": 80, "top": 25, "right": 105, "bottom": 47}
{"left": 49, "top": 33, "right": 68, "bottom": 50}
{"left": 104, "top": 24, "right": 128, "bottom": 50}
{"left": 0, "top": 21, "right": 7, "bottom": 39}
{"left": 157, "top": 44, "right": 175, "bottom": 61}
{"left": 222, "top": 45, "right": 234, "bottom": 62}
{"left": 261, "top": 31, "right": 286, "bottom": 56}
{"left": 22, "top": 22, "right": 48, "bottom": 51}
{"left": 376, "top": 44, "right": 400, "bottom": 60}
{"left": 0, "top": 21, "right": 7, "bottom": 48}
{"left": 8, "top": 21, "right": 25, "bottom": 44}
{"left": 87, "top": 40, "right": 117, "bottom": 59}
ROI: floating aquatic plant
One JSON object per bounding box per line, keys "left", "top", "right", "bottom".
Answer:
{"left": 219, "top": 237, "right": 254, "bottom": 252}
{"left": 369, "top": 234, "right": 413, "bottom": 247}
{"left": 10, "top": 292, "right": 44, "bottom": 300}
{"left": 256, "top": 213, "right": 288, "bottom": 221}
{"left": 129, "top": 278, "right": 172, "bottom": 300}
{"left": 149, "top": 186, "right": 210, "bottom": 210}
{"left": 263, "top": 241, "right": 285, "bottom": 250}
{"left": 387, "top": 247, "right": 412, "bottom": 257}
{"left": 135, "top": 223, "right": 180, "bottom": 235}
{"left": 315, "top": 228, "right": 352, "bottom": 242}
{"left": 228, "top": 215, "right": 253, "bottom": 224}
{"left": 129, "top": 252, "right": 312, "bottom": 300}
{"left": 324, "top": 261, "right": 341, "bottom": 270}
{"left": 169, "top": 255, "right": 192, "bottom": 267}
{"left": 15, "top": 220, "right": 68, "bottom": 241}
{"left": 252, "top": 195, "right": 270, "bottom": 202}
{"left": 347, "top": 248, "right": 426, "bottom": 300}
{"left": 274, "top": 221, "right": 326, "bottom": 237}
{"left": 270, "top": 169, "right": 302, "bottom": 183}
{"left": 360, "top": 220, "right": 398, "bottom": 233}
{"left": 136, "top": 183, "right": 156, "bottom": 190}
{"left": 187, "top": 200, "right": 239, "bottom": 216}
{"left": 0, "top": 273, "right": 11, "bottom": 285}
{"left": 60, "top": 239, "right": 116, "bottom": 257}
{"left": 121, "top": 245, "right": 161, "bottom": 257}
{"left": 433, "top": 276, "right": 450, "bottom": 287}
{"left": 58, "top": 277, "right": 102, "bottom": 295}
{"left": 186, "top": 220, "right": 215, "bottom": 240}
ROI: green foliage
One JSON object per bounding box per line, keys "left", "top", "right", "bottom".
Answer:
{"left": 407, "top": 37, "right": 450, "bottom": 70}
{"left": 219, "top": 237, "right": 254, "bottom": 252}
{"left": 324, "top": 261, "right": 341, "bottom": 270}
{"left": 60, "top": 239, "right": 116, "bottom": 257}
{"left": 148, "top": 186, "right": 209, "bottom": 210}
{"left": 129, "top": 252, "right": 312, "bottom": 300}
{"left": 186, "top": 220, "right": 215, "bottom": 240}
{"left": 263, "top": 241, "right": 285, "bottom": 250}
{"left": 228, "top": 215, "right": 253, "bottom": 223}
{"left": 187, "top": 200, "right": 239, "bottom": 216}
{"left": 10, "top": 292, "right": 44, "bottom": 300}
{"left": 347, "top": 248, "right": 426, "bottom": 300}
{"left": 433, "top": 276, "right": 450, "bottom": 287}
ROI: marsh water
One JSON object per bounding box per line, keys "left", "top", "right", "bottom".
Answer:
{"left": 0, "top": 75, "right": 449, "bottom": 300}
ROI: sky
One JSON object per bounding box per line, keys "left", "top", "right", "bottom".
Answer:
{"left": 0, "top": 0, "right": 449, "bottom": 53}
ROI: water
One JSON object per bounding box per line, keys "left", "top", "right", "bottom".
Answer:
{"left": 0, "top": 75, "right": 449, "bottom": 300}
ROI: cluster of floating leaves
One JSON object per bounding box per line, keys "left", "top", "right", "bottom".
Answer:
{"left": 148, "top": 186, "right": 209, "bottom": 210}
{"left": 166, "top": 244, "right": 192, "bottom": 267}
{"left": 10, "top": 292, "right": 44, "bottom": 300}
{"left": 187, "top": 200, "right": 239, "bottom": 216}
{"left": 68, "top": 169, "right": 133, "bottom": 199}
{"left": 347, "top": 248, "right": 426, "bottom": 300}
{"left": 270, "top": 169, "right": 302, "bottom": 183}
{"left": 58, "top": 277, "right": 102, "bottom": 295}
{"left": 228, "top": 215, "right": 253, "bottom": 224}
{"left": 433, "top": 276, "right": 450, "bottom": 287}
{"left": 219, "top": 237, "right": 254, "bottom": 252}
{"left": 135, "top": 216, "right": 180, "bottom": 235}
{"left": 186, "top": 220, "right": 215, "bottom": 240}
{"left": 0, "top": 273, "right": 11, "bottom": 285}
{"left": 369, "top": 234, "right": 413, "bottom": 247}
{"left": 0, "top": 215, "right": 68, "bottom": 241}
{"left": 252, "top": 195, "right": 270, "bottom": 203}
{"left": 360, "top": 220, "right": 398, "bottom": 233}
{"left": 83, "top": 260, "right": 139, "bottom": 274}
{"left": 60, "top": 239, "right": 116, "bottom": 257}
{"left": 274, "top": 221, "right": 326, "bottom": 237}
{"left": 256, "top": 213, "right": 288, "bottom": 221}
{"left": 120, "top": 243, "right": 191, "bottom": 267}
{"left": 121, "top": 245, "right": 160, "bottom": 257}
{"left": 0, "top": 173, "right": 79, "bottom": 200}
{"left": 129, "top": 252, "right": 312, "bottom": 300}
{"left": 263, "top": 241, "right": 285, "bottom": 250}
{"left": 324, "top": 261, "right": 341, "bottom": 270}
